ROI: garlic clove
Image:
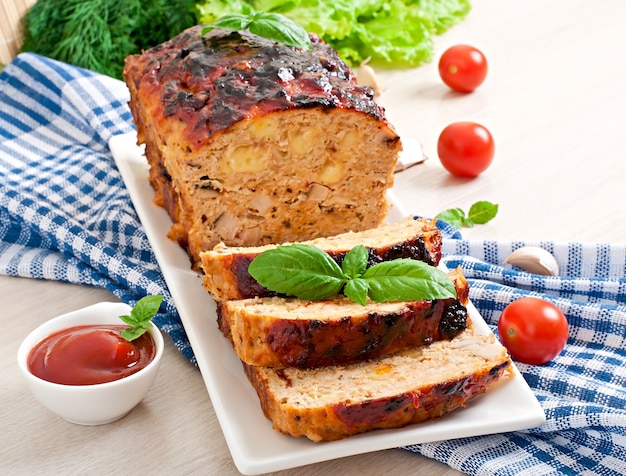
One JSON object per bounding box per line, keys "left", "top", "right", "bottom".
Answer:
{"left": 504, "top": 246, "right": 559, "bottom": 276}
{"left": 356, "top": 60, "right": 385, "bottom": 97}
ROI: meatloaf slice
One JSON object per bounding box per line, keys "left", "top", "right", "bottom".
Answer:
{"left": 243, "top": 330, "right": 512, "bottom": 442}
{"left": 201, "top": 217, "right": 442, "bottom": 301}
{"left": 217, "top": 268, "right": 470, "bottom": 368}
{"left": 123, "top": 26, "right": 402, "bottom": 270}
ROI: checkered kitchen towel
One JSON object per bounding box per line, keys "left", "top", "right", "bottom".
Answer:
{"left": 2, "top": 53, "right": 626, "bottom": 475}
{"left": 406, "top": 233, "right": 626, "bottom": 475}
{"left": 0, "top": 53, "right": 194, "bottom": 362}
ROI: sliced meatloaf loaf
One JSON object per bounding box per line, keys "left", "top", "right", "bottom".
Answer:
{"left": 201, "top": 217, "right": 442, "bottom": 301}
{"left": 123, "top": 26, "right": 402, "bottom": 269}
{"left": 217, "top": 268, "right": 470, "bottom": 368}
{"left": 243, "top": 330, "right": 512, "bottom": 442}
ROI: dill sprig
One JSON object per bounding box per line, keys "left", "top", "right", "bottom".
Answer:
{"left": 20, "top": 0, "right": 197, "bottom": 80}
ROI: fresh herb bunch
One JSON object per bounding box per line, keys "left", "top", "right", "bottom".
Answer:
{"left": 248, "top": 244, "right": 456, "bottom": 306}
{"left": 20, "top": 0, "right": 197, "bottom": 79}
{"left": 118, "top": 295, "right": 163, "bottom": 341}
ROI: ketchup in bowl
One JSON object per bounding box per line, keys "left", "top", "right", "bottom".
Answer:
{"left": 27, "top": 325, "right": 156, "bottom": 385}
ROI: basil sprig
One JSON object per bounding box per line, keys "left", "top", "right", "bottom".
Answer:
{"left": 436, "top": 200, "right": 498, "bottom": 230}
{"left": 118, "top": 295, "right": 163, "bottom": 341}
{"left": 202, "top": 12, "right": 312, "bottom": 51}
{"left": 248, "top": 244, "right": 456, "bottom": 306}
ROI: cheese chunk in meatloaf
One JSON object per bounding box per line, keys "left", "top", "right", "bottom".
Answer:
{"left": 244, "top": 330, "right": 512, "bottom": 442}
{"left": 123, "top": 26, "right": 402, "bottom": 269}
{"left": 201, "top": 217, "right": 442, "bottom": 301}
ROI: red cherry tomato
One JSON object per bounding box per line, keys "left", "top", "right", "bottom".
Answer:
{"left": 437, "top": 121, "right": 494, "bottom": 177}
{"left": 498, "top": 297, "right": 569, "bottom": 365}
{"left": 439, "top": 44, "right": 488, "bottom": 92}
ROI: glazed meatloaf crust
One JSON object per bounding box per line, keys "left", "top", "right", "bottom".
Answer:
{"left": 244, "top": 330, "right": 512, "bottom": 442}
{"left": 217, "top": 268, "right": 470, "bottom": 368}
{"left": 123, "top": 26, "right": 402, "bottom": 269}
{"left": 201, "top": 217, "right": 442, "bottom": 301}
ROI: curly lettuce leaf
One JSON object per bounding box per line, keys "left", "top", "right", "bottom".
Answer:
{"left": 330, "top": 1, "right": 435, "bottom": 66}
{"left": 254, "top": 0, "right": 356, "bottom": 41}
{"left": 196, "top": 0, "right": 254, "bottom": 23}
{"left": 417, "top": 0, "right": 472, "bottom": 34}
{"left": 195, "top": 0, "right": 472, "bottom": 67}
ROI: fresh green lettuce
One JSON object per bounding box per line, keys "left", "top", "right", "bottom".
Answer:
{"left": 196, "top": 0, "right": 471, "bottom": 67}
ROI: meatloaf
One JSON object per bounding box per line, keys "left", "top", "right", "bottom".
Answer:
{"left": 123, "top": 25, "right": 402, "bottom": 269}
{"left": 201, "top": 217, "right": 442, "bottom": 301}
{"left": 217, "top": 267, "right": 469, "bottom": 368}
{"left": 244, "top": 330, "right": 512, "bottom": 442}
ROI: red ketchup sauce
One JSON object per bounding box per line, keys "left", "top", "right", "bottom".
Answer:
{"left": 27, "top": 325, "right": 156, "bottom": 385}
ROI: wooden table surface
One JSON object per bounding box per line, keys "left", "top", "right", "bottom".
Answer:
{"left": 3, "top": 0, "right": 626, "bottom": 474}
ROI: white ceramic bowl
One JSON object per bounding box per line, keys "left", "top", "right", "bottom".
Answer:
{"left": 17, "top": 302, "right": 164, "bottom": 425}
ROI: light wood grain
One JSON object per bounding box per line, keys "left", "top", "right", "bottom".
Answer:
{"left": 384, "top": 0, "right": 626, "bottom": 245}
{"left": 0, "top": 0, "right": 35, "bottom": 64}
{"left": 2, "top": 0, "right": 626, "bottom": 474}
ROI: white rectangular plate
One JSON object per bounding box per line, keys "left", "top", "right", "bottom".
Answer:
{"left": 109, "top": 132, "right": 545, "bottom": 475}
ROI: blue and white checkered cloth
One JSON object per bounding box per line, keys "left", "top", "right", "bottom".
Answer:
{"left": 0, "top": 54, "right": 195, "bottom": 361}
{"left": 2, "top": 53, "right": 626, "bottom": 475}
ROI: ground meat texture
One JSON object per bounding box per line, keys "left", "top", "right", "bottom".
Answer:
{"left": 123, "top": 26, "right": 401, "bottom": 270}
{"left": 201, "top": 217, "right": 442, "bottom": 301}
{"left": 216, "top": 268, "right": 470, "bottom": 368}
{"left": 243, "top": 331, "right": 512, "bottom": 442}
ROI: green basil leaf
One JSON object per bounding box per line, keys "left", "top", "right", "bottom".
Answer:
{"left": 118, "top": 295, "right": 161, "bottom": 342}
{"left": 120, "top": 325, "right": 151, "bottom": 342}
{"left": 248, "top": 244, "right": 347, "bottom": 301}
{"left": 343, "top": 278, "right": 369, "bottom": 306}
{"left": 362, "top": 259, "right": 456, "bottom": 302}
{"left": 248, "top": 12, "right": 312, "bottom": 50}
{"left": 341, "top": 244, "right": 368, "bottom": 279}
{"left": 467, "top": 200, "right": 499, "bottom": 224}
{"left": 435, "top": 200, "right": 499, "bottom": 229}
{"left": 202, "top": 12, "right": 312, "bottom": 51}
{"left": 249, "top": 245, "right": 457, "bottom": 305}
{"left": 117, "top": 313, "right": 137, "bottom": 327}
{"left": 202, "top": 14, "right": 252, "bottom": 34}
{"left": 435, "top": 207, "right": 466, "bottom": 229}
{"left": 131, "top": 295, "right": 163, "bottom": 323}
